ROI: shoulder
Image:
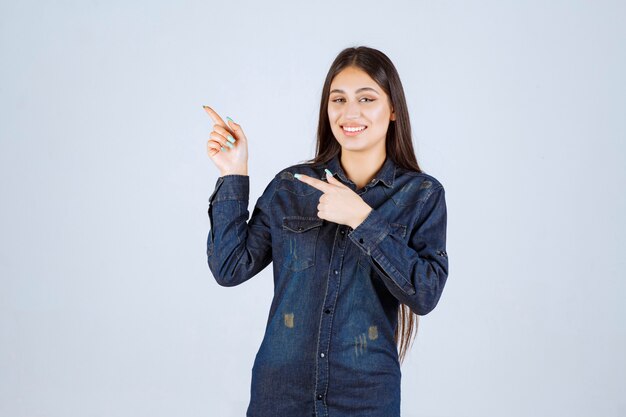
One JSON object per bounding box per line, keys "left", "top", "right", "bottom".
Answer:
{"left": 397, "top": 167, "right": 444, "bottom": 189}
{"left": 390, "top": 167, "right": 445, "bottom": 206}
{"left": 394, "top": 167, "right": 444, "bottom": 195}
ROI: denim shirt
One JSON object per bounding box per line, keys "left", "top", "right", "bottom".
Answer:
{"left": 206, "top": 153, "right": 449, "bottom": 417}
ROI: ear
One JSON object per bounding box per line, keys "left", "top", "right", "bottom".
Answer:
{"left": 390, "top": 110, "right": 396, "bottom": 121}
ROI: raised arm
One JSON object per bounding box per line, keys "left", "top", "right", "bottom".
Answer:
{"left": 203, "top": 105, "right": 276, "bottom": 286}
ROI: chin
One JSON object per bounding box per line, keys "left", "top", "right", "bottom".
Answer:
{"left": 340, "top": 143, "right": 368, "bottom": 153}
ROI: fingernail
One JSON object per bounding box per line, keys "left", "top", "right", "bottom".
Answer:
{"left": 220, "top": 146, "right": 227, "bottom": 152}
{"left": 226, "top": 141, "right": 234, "bottom": 148}
{"left": 226, "top": 116, "right": 234, "bottom": 123}
{"left": 202, "top": 105, "right": 209, "bottom": 109}
{"left": 325, "top": 169, "right": 333, "bottom": 176}
{"left": 294, "top": 173, "right": 301, "bottom": 179}
{"left": 226, "top": 135, "right": 236, "bottom": 143}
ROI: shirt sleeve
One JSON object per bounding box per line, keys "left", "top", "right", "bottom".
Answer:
{"left": 206, "top": 174, "right": 278, "bottom": 287}
{"left": 347, "top": 185, "right": 449, "bottom": 315}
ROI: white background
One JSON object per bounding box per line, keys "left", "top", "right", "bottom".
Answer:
{"left": 1, "top": 0, "right": 624, "bottom": 416}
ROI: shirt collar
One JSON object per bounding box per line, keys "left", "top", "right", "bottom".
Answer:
{"left": 322, "top": 153, "right": 396, "bottom": 188}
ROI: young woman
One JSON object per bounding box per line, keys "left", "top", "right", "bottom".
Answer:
{"left": 204, "top": 46, "right": 449, "bottom": 417}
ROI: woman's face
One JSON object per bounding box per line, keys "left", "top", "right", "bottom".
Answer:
{"left": 327, "top": 66, "right": 395, "bottom": 156}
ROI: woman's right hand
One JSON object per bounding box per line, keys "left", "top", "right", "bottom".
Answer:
{"left": 203, "top": 105, "right": 249, "bottom": 176}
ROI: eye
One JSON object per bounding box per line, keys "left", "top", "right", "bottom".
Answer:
{"left": 330, "top": 97, "right": 375, "bottom": 103}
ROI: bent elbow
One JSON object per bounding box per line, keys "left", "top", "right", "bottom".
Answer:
{"left": 209, "top": 266, "right": 241, "bottom": 287}
{"left": 207, "top": 257, "right": 236, "bottom": 287}
{"left": 207, "top": 253, "right": 253, "bottom": 288}
{"left": 213, "top": 275, "right": 240, "bottom": 287}
{"left": 412, "top": 292, "right": 441, "bottom": 315}
{"left": 411, "top": 270, "right": 448, "bottom": 315}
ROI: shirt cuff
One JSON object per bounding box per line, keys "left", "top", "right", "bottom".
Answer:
{"left": 209, "top": 175, "right": 249, "bottom": 204}
{"left": 347, "top": 208, "right": 391, "bottom": 255}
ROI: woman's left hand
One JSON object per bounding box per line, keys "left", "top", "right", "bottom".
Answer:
{"left": 294, "top": 170, "right": 372, "bottom": 229}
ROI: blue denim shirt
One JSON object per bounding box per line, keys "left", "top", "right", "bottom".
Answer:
{"left": 207, "top": 153, "right": 449, "bottom": 417}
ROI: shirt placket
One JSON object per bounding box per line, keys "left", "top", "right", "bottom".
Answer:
{"left": 313, "top": 222, "right": 351, "bottom": 417}
{"left": 313, "top": 182, "right": 374, "bottom": 416}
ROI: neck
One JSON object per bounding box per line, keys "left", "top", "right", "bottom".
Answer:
{"left": 339, "top": 149, "right": 386, "bottom": 190}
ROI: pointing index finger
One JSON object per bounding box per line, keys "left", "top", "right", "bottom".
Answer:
{"left": 295, "top": 173, "right": 333, "bottom": 193}
{"left": 202, "top": 105, "right": 227, "bottom": 128}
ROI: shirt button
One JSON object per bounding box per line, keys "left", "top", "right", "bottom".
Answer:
{"left": 333, "top": 269, "right": 338, "bottom": 275}
{"left": 340, "top": 229, "right": 345, "bottom": 235}
{"left": 359, "top": 238, "right": 364, "bottom": 244}
{"left": 320, "top": 352, "right": 325, "bottom": 358}
{"left": 317, "top": 394, "right": 323, "bottom": 400}
{"left": 324, "top": 309, "right": 331, "bottom": 314}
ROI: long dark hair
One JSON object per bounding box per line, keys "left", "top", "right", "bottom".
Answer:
{"left": 303, "top": 45, "right": 424, "bottom": 365}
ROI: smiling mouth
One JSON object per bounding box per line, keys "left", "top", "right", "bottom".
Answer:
{"left": 341, "top": 125, "right": 367, "bottom": 133}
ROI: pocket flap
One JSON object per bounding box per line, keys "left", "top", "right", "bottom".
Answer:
{"left": 282, "top": 217, "right": 324, "bottom": 233}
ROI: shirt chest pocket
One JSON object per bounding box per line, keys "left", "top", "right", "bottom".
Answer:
{"left": 281, "top": 216, "right": 324, "bottom": 272}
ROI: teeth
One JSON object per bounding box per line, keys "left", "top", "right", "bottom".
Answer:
{"left": 343, "top": 126, "right": 366, "bottom": 132}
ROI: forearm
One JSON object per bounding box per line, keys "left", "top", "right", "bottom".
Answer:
{"left": 348, "top": 187, "right": 449, "bottom": 315}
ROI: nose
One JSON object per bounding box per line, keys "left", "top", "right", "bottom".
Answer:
{"left": 344, "top": 100, "right": 361, "bottom": 119}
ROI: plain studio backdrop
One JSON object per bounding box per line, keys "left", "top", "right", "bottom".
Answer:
{"left": 1, "top": 1, "right": 624, "bottom": 416}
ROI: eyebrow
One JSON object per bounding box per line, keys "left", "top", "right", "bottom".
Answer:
{"left": 329, "top": 87, "right": 380, "bottom": 95}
